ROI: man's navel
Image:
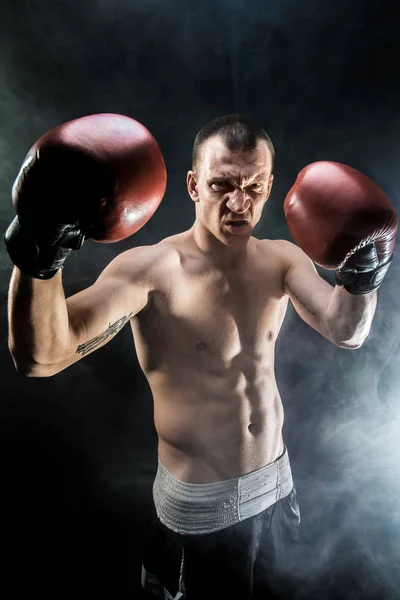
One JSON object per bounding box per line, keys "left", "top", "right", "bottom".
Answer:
{"left": 196, "top": 341, "right": 208, "bottom": 351}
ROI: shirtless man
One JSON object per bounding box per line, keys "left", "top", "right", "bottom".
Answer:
{"left": 6, "top": 114, "right": 396, "bottom": 599}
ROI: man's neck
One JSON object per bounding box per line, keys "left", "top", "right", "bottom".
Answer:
{"left": 189, "top": 221, "right": 253, "bottom": 270}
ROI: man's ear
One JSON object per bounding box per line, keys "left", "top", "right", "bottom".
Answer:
{"left": 187, "top": 170, "right": 199, "bottom": 202}
{"left": 266, "top": 174, "right": 274, "bottom": 199}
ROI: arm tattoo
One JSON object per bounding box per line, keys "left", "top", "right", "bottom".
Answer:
{"left": 76, "top": 312, "right": 134, "bottom": 356}
{"left": 285, "top": 283, "right": 317, "bottom": 317}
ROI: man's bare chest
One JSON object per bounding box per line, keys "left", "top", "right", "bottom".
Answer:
{"left": 136, "top": 251, "right": 289, "bottom": 361}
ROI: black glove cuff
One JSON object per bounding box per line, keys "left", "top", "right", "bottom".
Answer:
{"left": 335, "top": 254, "right": 393, "bottom": 295}
{"left": 4, "top": 216, "right": 85, "bottom": 280}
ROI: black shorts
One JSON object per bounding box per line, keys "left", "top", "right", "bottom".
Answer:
{"left": 141, "top": 486, "right": 301, "bottom": 599}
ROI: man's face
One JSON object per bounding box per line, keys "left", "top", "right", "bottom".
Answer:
{"left": 187, "top": 135, "right": 274, "bottom": 245}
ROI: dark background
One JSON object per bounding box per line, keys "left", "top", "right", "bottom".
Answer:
{"left": 1, "top": 0, "right": 400, "bottom": 598}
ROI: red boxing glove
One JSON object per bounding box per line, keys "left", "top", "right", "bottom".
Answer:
{"left": 5, "top": 113, "right": 167, "bottom": 279}
{"left": 283, "top": 161, "right": 398, "bottom": 294}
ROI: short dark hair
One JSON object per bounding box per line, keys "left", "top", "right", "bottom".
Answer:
{"left": 192, "top": 114, "right": 275, "bottom": 173}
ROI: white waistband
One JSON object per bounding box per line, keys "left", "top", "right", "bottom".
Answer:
{"left": 153, "top": 446, "right": 293, "bottom": 535}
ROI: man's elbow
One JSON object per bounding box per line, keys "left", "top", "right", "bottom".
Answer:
{"left": 331, "top": 337, "right": 365, "bottom": 350}
{"left": 327, "top": 323, "right": 369, "bottom": 350}
{"left": 338, "top": 341, "right": 363, "bottom": 350}
{"left": 9, "top": 350, "right": 62, "bottom": 378}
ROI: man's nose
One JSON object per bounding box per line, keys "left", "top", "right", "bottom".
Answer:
{"left": 226, "top": 189, "right": 250, "bottom": 214}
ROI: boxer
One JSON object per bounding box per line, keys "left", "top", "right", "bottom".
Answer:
{"left": 5, "top": 114, "right": 397, "bottom": 599}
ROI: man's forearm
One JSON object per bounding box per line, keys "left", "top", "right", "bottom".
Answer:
{"left": 326, "top": 284, "right": 378, "bottom": 347}
{"left": 8, "top": 267, "right": 72, "bottom": 370}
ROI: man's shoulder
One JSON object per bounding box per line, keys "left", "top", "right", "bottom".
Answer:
{"left": 256, "top": 237, "right": 296, "bottom": 258}
{"left": 111, "top": 233, "right": 186, "bottom": 285}
{"left": 120, "top": 232, "right": 186, "bottom": 260}
{"left": 271, "top": 239, "right": 310, "bottom": 263}
{"left": 258, "top": 237, "right": 296, "bottom": 249}
{"left": 256, "top": 238, "right": 300, "bottom": 281}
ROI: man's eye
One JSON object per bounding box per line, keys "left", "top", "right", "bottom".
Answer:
{"left": 250, "top": 183, "right": 263, "bottom": 189}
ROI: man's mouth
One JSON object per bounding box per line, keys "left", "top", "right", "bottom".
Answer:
{"left": 225, "top": 220, "right": 248, "bottom": 227}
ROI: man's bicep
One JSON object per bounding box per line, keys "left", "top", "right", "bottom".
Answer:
{"left": 66, "top": 280, "right": 138, "bottom": 353}
{"left": 28, "top": 276, "right": 141, "bottom": 377}
{"left": 280, "top": 240, "right": 334, "bottom": 341}
{"left": 65, "top": 248, "right": 154, "bottom": 359}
